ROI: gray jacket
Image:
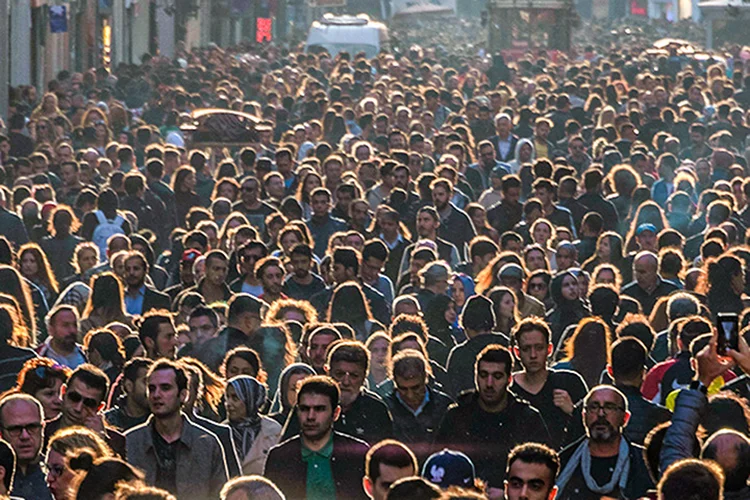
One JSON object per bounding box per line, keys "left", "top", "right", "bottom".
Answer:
{"left": 125, "top": 413, "right": 229, "bottom": 500}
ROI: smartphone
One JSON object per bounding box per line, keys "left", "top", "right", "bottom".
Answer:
{"left": 717, "top": 313, "right": 739, "bottom": 355}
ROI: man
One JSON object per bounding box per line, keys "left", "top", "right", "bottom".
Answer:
{"left": 360, "top": 240, "right": 395, "bottom": 306}
{"left": 232, "top": 177, "right": 278, "bottom": 234}
{"left": 659, "top": 459, "right": 724, "bottom": 500}
{"left": 123, "top": 251, "right": 170, "bottom": 316}
{"left": 275, "top": 147, "right": 298, "bottom": 196}
{"left": 533, "top": 117, "right": 555, "bottom": 160}
{"left": 679, "top": 122, "right": 713, "bottom": 161}
{"left": 573, "top": 213, "right": 603, "bottom": 264}
{"left": 282, "top": 243, "right": 326, "bottom": 301}
{"left": 306, "top": 187, "right": 347, "bottom": 258}
{"left": 684, "top": 200, "right": 732, "bottom": 260}
{"left": 119, "top": 172, "right": 163, "bottom": 242}
{"left": 470, "top": 140, "right": 508, "bottom": 192}
{"left": 0, "top": 395, "right": 50, "bottom": 499}
{"left": 144, "top": 158, "right": 178, "bottom": 237}
{"left": 44, "top": 364, "right": 127, "bottom": 457}
{"left": 229, "top": 241, "right": 267, "bottom": 297}
{"left": 509, "top": 318, "right": 588, "bottom": 450}
{"left": 609, "top": 337, "right": 671, "bottom": 445}
{"left": 399, "top": 207, "right": 461, "bottom": 274}
{"left": 505, "top": 443, "right": 560, "bottom": 500}
{"left": 125, "top": 360, "right": 228, "bottom": 500}
{"left": 437, "top": 345, "right": 550, "bottom": 496}
{"left": 446, "top": 295, "right": 509, "bottom": 397}
{"left": 565, "top": 136, "right": 592, "bottom": 174}
{"left": 621, "top": 251, "right": 679, "bottom": 316}
{"left": 0, "top": 438, "right": 15, "bottom": 499}
{"left": 282, "top": 341, "right": 393, "bottom": 445}
{"left": 105, "top": 357, "right": 153, "bottom": 432}
{"left": 486, "top": 174, "right": 523, "bottom": 236}
{"left": 57, "top": 161, "right": 85, "bottom": 207}
{"left": 577, "top": 169, "right": 619, "bottom": 232}
{"left": 489, "top": 113, "right": 519, "bottom": 162}
{"left": 382, "top": 350, "right": 452, "bottom": 460}
{"left": 265, "top": 376, "right": 370, "bottom": 500}
{"left": 415, "top": 261, "right": 451, "bottom": 312}
{"left": 177, "top": 306, "right": 219, "bottom": 358}
{"left": 555, "top": 386, "right": 653, "bottom": 499}
{"left": 431, "top": 179, "right": 476, "bottom": 260}
{"left": 497, "top": 263, "right": 546, "bottom": 319}
{"left": 139, "top": 310, "right": 177, "bottom": 360}
{"left": 176, "top": 250, "right": 232, "bottom": 306}
{"left": 305, "top": 326, "right": 342, "bottom": 374}
{"left": 533, "top": 178, "right": 576, "bottom": 236}
{"left": 477, "top": 165, "right": 509, "bottom": 210}
{"left": 557, "top": 176, "right": 588, "bottom": 233}
{"left": 255, "top": 256, "right": 286, "bottom": 304}
{"left": 363, "top": 439, "right": 418, "bottom": 500}
{"left": 0, "top": 190, "right": 28, "bottom": 249}
{"left": 35, "top": 305, "right": 86, "bottom": 369}
{"left": 459, "top": 236, "right": 499, "bottom": 279}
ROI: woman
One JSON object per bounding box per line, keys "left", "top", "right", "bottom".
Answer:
{"left": 424, "top": 294, "right": 460, "bottom": 347}
{"left": 366, "top": 333, "right": 391, "bottom": 390}
{"left": 582, "top": 232, "right": 626, "bottom": 276}
{"left": 524, "top": 244, "right": 550, "bottom": 273}
{"left": 295, "top": 171, "right": 323, "bottom": 220}
{"left": 224, "top": 375, "right": 282, "bottom": 475}
{"left": 530, "top": 219, "right": 557, "bottom": 270}
{"left": 0, "top": 304, "right": 38, "bottom": 392}
{"left": 18, "top": 243, "right": 59, "bottom": 305}
{"left": 546, "top": 271, "right": 590, "bottom": 349}
{"left": 16, "top": 357, "right": 70, "bottom": 421}
{"left": 69, "top": 451, "right": 144, "bottom": 500}
{"left": 488, "top": 286, "right": 519, "bottom": 337}
{"left": 466, "top": 203, "right": 499, "bottom": 242}
{"left": 83, "top": 329, "right": 125, "bottom": 383}
{"left": 46, "top": 426, "right": 113, "bottom": 500}
{"left": 41, "top": 206, "right": 84, "bottom": 284}
{"left": 0, "top": 266, "right": 39, "bottom": 340}
{"left": 268, "top": 363, "right": 315, "bottom": 426}
{"left": 450, "top": 273, "right": 475, "bottom": 336}
{"left": 327, "top": 282, "right": 383, "bottom": 341}
{"left": 221, "top": 347, "right": 268, "bottom": 384}
{"left": 79, "top": 273, "right": 135, "bottom": 336}
{"left": 525, "top": 270, "right": 552, "bottom": 310}
{"left": 31, "top": 92, "right": 63, "bottom": 121}
{"left": 172, "top": 165, "right": 201, "bottom": 228}
{"left": 212, "top": 178, "right": 240, "bottom": 202}
{"left": 554, "top": 317, "right": 611, "bottom": 389}
{"left": 592, "top": 263, "right": 623, "bottom": 289}
{"left": 705, "top": 253, "right": 747, "bottom": 318}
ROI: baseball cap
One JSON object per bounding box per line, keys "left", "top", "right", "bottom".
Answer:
{"left": 422, "top": 449, "right": 476, "bottom": 489}
{"left": 636, "top": 223, "right": 657, "bottom": 236}
{"left": 498, "top": 263, "right": 525, "bottom": 281}
{"left": 491, "top": 164, "right": 511, "bottom": 178}
{"left": 181, "top": 249, "right": 202, "bottom": 265}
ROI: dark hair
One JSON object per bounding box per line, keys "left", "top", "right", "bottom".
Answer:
{"left": 512, "top": 317, "right": 552, "bottom": 344}
{"left": 0, "top": 438, "right": 15, "bottom": 492}
{"left": 289, "top": 242, "right": 313, "bottom": 259}
{"left": 147, "top": 359, "right": 188, "bottom": 393}
{"left": 122, "top": 357, "right": 153, "bottom": 385}
{"left": 327, "top": 282, "right": 372, "bottom": 325}
{"left": 84, "top": 329, "right": 126, "bottom": 371}
{"left": 658, "top": 458, "right": 724, "bottom": 500}
{"left": 17, "top": 357, "right": 71, "bottom": 395}
{"left": 702, "top": 430, "right": 750, "bottom": 491}
{"left": 297, "top": 375, "right": 340, "bottom": 409}
{"left": 386, "top": 477, "right": 442, "bottom": 499}
{"left": 220, "top": 347, "right": 264, "bottom": 379}
{"left": 188, "top": 305, "right": 219, "bottom": 328}
{"left": 138, "top": 310, "right": 174, "bottom": 350}
{"left": 332, "top": 247, "right": 360, "bottom": 275}
{"left": 227, "top": 293, "right": 265, "bottom": 323}
{"left": 362, "top": 239, "right": 388, "bottom": 262}
{"left": 506, "top": 442, "right": 559, "bottom": 480}
{"left": 475, "top": 345, "right": 512, "bottom": 376}
{"left": 327, "top": 340, "right": 370, "bottom": 373}
{"left": 365, "top": 439, "right": 418, "bottom": 482}
{"left": 610, "top": 336, "right": 647, "bottom": 381}
{"left": 70, "top": 450, "right": 144, "bottom": 500}
{"left": 68, "top": 364, "right": 110, "bottom": 402}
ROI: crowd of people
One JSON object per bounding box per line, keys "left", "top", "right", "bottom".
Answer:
{"left": 0, "top": 13, "right": 749, "bottom": 500}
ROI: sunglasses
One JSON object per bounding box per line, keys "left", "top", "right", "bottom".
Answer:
{"left": 66, "top": 390, "right": 100, "bottom": 409}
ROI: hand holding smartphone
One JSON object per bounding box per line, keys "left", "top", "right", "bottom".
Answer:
{"left": 717, "top": 313, "right": 739, "bottom": 356}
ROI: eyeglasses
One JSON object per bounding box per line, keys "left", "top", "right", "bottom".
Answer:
{"left": 1, "top": 422, "right": 42, "bottom": 437}
{"left": 43, "top": 462, "right": 65, "bottom": 478}
{"left": 584, "top": 402, "right": 625, "bottom": 415}
{"left": 66, "top": 390, "right": 100, "bottom": 409}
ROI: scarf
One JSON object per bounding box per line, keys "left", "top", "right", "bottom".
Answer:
{"left": 556, "top": 438, "right": 631, "bottom": 496}
{"left": 227, "top": 376, "right": 266, "bottom": 458}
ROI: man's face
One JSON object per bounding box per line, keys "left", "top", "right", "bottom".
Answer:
{"left": 329, "top": 360, "right": 365, "bottom": 408}
{"left": 148, "top": 369, "right": 185, "bottom": 418}
{"left": 394, "top": 375, "right": 426, "bottom": 411}
{"left": 368, "top": 462, "right": 416, "bottom": 500}
{"left": 240, "top": 248, "right": 264, "bottom": 276}
{"left": 569, "top": 140, "right": 585, "bottom": 159}
{"left": 515, "top": 330, "right": 550, "bottom": 376}
{"left": 332, "top": 262, "right": 352, "bottom": 284}
{"left": 636, "top": 231, "right": 657, "bottom": 252}
{"left": 505, "top": 460, "right": 557, "bottom": 500}
{"left": 536, "top": 122, "right": 550, "bottom": 140}
{"left": 690, "top": 130, "right": 705, "bottom": 146}
{"left": 361, "top": 257, "right": 383, "bottom": 283}
{"left": 634, "top": 256, "right": 657, "bottom": 289}
{"left": 188, "top": 315, "right": 216, "bottom": 346}
{"left": 505, "top": 187, "right": 521, "bottom": 205}
{"left": 60, "top": 164, "right": 78, "bottom": 187}
{"left": 277, "top": 155, "right": 292, "bottom": 174}
{"left": 534, "top": 187, "right": 552, "bottom": 206}
{"left": 307, "top": 333, "right": 337, "bottom": 371}
{"left": 261, "top": 265, "right": 284, "bottom": 296}
{"left": 325, "top": 161, "right": 342, "bottom": 182}
{"left": 153, "top": 322, "right": 177, "bottom": 359}
{"left": 62, "top": 378, "right": 104, "bottom": 425}
{"left": 49, "top": 310, "right": 78, "bottom": 350}
{"left": 476, "top": 360, "right": 509, "bottom": 406}
{"left": 519, "top": 144, "right": 533, "bottom": 163}
{"left": 241, "top": 181, "right": 259, "bottom": 204}
{"left": 556, "top": 249, "right": 576, "bottom": 270}
{"left": 266, "top": 176, "right": 285, "bottom": 199}
{"left": 291, "top": 253, "right": 311, "bottom": 279}
{"left": 417, "top": 213, "right": 438, "bottom": 238}
{"left": 297, "top": 392, "right": 337, "bottom": 442}
{"left": 496, "top": 117, "right": 511, "bottom": 136}
{"left": 351, "top": 202, "right": 369, "bottom": 227}
{"left": 205, "top": 257, "right": 228, "bottom": 287}
{"left": 311, "top": 194, "right": 330, "bottom": 217}
{"left": 0, "top": 401, "right": 43, "bottom": 463}
{"left": 479, "top": 145, "right": 496, "bottom": 166}
{"left": 393, "top": 169, "right": 410, "bottom": 190}
{"left": 125, "top": 367, "right": 149, "bottom": 411}
{"left": 583, "top": 389, "right": 628, "bottom": 444}
{"left": 125, "top": 257, "right": 146, "bottom": 288}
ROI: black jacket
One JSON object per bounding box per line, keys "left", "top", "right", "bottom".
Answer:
{"left": 616, "top": 384, "right": 671, "bottom": 446}
{"left": 435, "top": 391, "right": 551, "bottom": 488}
{"left": 142, "top": 286, "right": 172, "bottom": 314}
{"left": 383, "top": 386, "right": 453, "bottom": 460}
{"left": 446, "top": 333, "right": 509, "bottom": 396}
{"left": 265, "top": 432, "right": 369, "bottom": 500}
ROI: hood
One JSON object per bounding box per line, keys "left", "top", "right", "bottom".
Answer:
{"left": 513, "top": 138, "right": 536, "bottom": 164}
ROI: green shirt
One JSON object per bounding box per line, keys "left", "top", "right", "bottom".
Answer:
{"left": 301, "top": 433, "right": 336, "bottom": 500}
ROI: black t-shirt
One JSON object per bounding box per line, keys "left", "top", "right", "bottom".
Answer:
{"left": 282, "top": 273, "right": 327, "bottom": 301}
{"left": 510, "top": 370, "right": 588, "bottom": 449}
{"left": 153, "top": 428, "right": 178, "bottom": 494}
{"left": 560, "top": 455, "right": 621, "bottom": 500}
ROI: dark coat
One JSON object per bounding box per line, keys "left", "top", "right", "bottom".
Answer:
{"left": 264, "top": 432, "right": 369, "bottom": 500}
{"left": 142, "top": 286, "right": 172, "bottom": 314}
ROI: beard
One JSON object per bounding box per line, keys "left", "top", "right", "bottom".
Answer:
{"left": 588, "top": 418, "right": 618, "bottom": 443}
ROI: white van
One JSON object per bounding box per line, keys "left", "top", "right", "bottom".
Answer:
{"left": 305, "top": 14, "right": 389, "bottom": 59}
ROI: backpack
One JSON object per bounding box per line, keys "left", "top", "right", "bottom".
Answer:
{"left": 92, "top": 210, "right": 125, "bottom": 260}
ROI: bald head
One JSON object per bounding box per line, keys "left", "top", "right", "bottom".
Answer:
{"left": 702, "top": 430, "right": 750, "bottom": 492}
{"left": 634, "top": 251, "right": 658, "bottom": 290}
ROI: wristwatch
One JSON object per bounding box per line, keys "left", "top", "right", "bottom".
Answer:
{"left": 689, "top": 380, "right": 709, "bottom": 395}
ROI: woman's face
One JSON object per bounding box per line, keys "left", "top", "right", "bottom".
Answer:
{"left": 46, "top": 449, "right": 74, "bottom": 500}
{"left": 225, "top": 385, "right": 247, "bottom": 422}
{"left": 226, "top": 357, "right": 257, "bottom": 380}
{"left": 526, "top": 250, "right": 546, "bottom": 271}
{"left": 499, "top": 292, "right": 515, "bottom": 319}
{"left": 78, "top": 249, "right": 99, "bottom": 274}
{"left": 469, "top": 210, "right": 486, "bottom": 230}
{"left": 304, "top": 175, "right": 321, "bottom": 194}
{"left": 598, "top": 237, "right": 612, "bottom": 259}
{"left": 35, "top": 379, "right": 64, "bottom": 421}
{"left": 286, "top": 373, "right": 310, "bottom": 408}
{"left": 21, "top": 252, "right": 39, "bottom": 278}
{"left": 528, "top": 278, "right": 548, "bottom": 302}
{"left": 595, "top": 269, "right": 616, "bottom": 285}
{"left": 444, "top": 301, "right": 457, "bottom": 324}
{"left": 533, "top": 223, "right": 551, "bottom": 245}
{"left": 451, "top": 280, "right": 466, "bottom": 307}
{"left": 281, "top": 233, "right": 301, "bottom": 254}
{"left": 185, "top": 172, "right": 197, "bottom": 191}
{"left": 561, "top": 275, "right": 579, "bottom": 301}
{"left": 368, "top": 338, "right": 389, "bottom": 368}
